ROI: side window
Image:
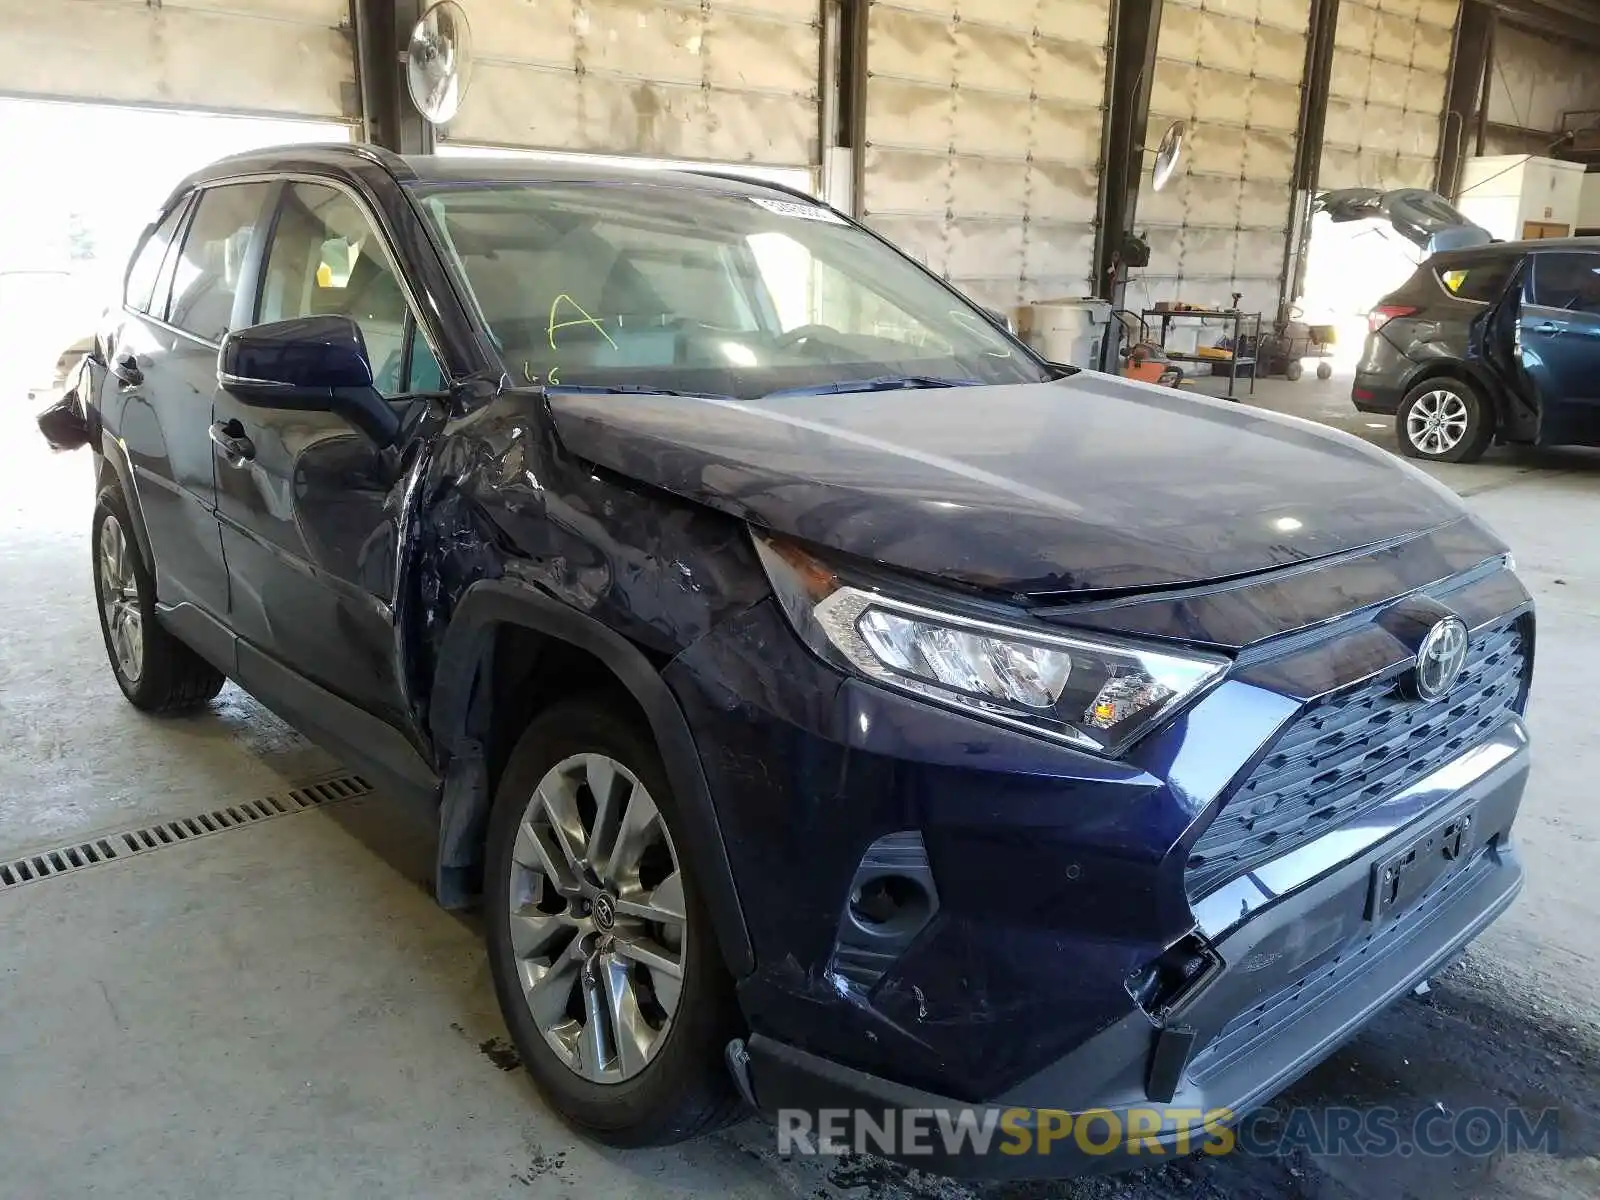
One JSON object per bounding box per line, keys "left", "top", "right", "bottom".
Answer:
{"left": 124, "top": 201, "right": 188, "bottom": 314}
{"left": 167, "top": 183, "right": 272, "bottom": 342}
{"left": 405, "top": 328, "right": 445, "bottom": 392}
{"left": 258, "top": 182, "right": 411, "bottom": 395}
{"left": 1531, "top": 253, "right": 1600, "bottom": 314}
{"left": 1437, "top": 258, "right": 1513, "bottom": 304}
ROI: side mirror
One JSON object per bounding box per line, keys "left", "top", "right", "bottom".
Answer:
{"left": 217, "top": 315, "right": 400, "bottom": 447}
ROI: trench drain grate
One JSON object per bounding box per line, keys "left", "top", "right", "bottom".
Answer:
{"left": 0, "top": 773, "right": 372, "bottom": 892}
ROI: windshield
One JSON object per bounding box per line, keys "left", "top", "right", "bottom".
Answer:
{"left": 410, "top": 181, "right": 1049, "bottom": 399}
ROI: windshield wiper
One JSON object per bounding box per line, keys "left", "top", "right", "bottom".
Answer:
{"left": 762, "top": 374, "right": 982, "bottom": 399}
{"left": 545, "top": 383, "right": 736, "bottom": 400}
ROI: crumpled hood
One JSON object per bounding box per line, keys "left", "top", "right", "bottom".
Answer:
{"left": 546, "top": 375, "right": 1468, "bottom": 596}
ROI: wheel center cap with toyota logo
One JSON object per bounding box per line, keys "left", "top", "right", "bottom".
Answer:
{"left": 591, "top": 892, "right": 617, "bottom": 932}
{"left": 1413, "top": 617, "right": 1469, "bottom": 701}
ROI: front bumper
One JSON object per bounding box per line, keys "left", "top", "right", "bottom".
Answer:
{"left": 741, "top": 721, "right": 1528, "bottom": 1180}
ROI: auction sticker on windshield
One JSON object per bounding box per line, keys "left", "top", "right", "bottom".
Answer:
{"left": 750, "top": 196, "right": 846, "bottom": 223}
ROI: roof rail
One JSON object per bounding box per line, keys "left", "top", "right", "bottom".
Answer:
{"left": 201, "top": 140, "right": 415, "bottom": 182}
{"left": 685, "top": 169, "right": 845, "bottom": 217}
{"left": 349, "top": 142, "right": 417, "bottom": 181}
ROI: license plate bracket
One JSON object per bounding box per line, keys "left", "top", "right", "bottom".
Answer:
{"left": 1366, "top": 805, "right": 1476, "bottom": 921}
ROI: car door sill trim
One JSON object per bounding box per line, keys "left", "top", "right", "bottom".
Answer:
{"left": 156, "top": 601, "right": 238, "bottom": 676}
{"left": 234, "top": 638, "right": 438, "bottom": 802}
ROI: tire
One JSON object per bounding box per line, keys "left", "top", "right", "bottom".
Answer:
{"left": 1396, "top": 377, "right": 1494, "bottom": 463}
{"left": 1285, "top": 360, "right": 1304, "bottom": 382}
{"left": 484, "top": 696, "right": 742, "bottom": 1146}
{"left": 1316, "top": 361, "right": 1333, "bottom": 381}
{"left": 92, "top": 485, "right": 225, "bottom": 713}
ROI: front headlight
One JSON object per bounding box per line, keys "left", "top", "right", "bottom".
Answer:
{"left": 755, "top": 533, "right": 1228, "bottom": 755}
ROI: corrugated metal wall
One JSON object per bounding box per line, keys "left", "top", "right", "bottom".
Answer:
{"left": 1317, "top": 0, "right": 1458, "bottom": 190}
{"left": 444, "top": 0, "right": 821, "bottom": 168}
{"left": 860, "top": 0, "right": 1111, "bottom": 312}
{"left": 1134, "top": 0, "right": 1309, "bottom": 316}
{"left": 1487, "top": 24, "right": 1600, "bottom": 142}
{"left": 0, "top": 0, "right": 355, "bottom": 120}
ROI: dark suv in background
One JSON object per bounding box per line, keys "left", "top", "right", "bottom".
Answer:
{"left": 1353, "top": 239, "right": 1600, "bottom": 462}
{"left": 42, "top": 145, "right": 1534, "bottom": 1177}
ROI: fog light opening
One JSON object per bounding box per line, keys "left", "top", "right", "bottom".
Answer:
{"left": 848, "top": 874, "right": 933, "bottom": 938}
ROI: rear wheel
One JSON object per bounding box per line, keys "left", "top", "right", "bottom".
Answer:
{"left": 484, "top": 697, "right": 741, "bottom": 1145}
{"left": 92, "top": 486, "right": 225, "bottom": 712}
{"left": 1396, "top": 378, "right": 1494, "bottom": 463}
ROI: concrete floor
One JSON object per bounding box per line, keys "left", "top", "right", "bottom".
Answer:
{"left": 2, "top": 369, "right": 1598, "bottom": 1200}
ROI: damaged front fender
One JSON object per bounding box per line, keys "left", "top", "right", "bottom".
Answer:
{"left": 35, "top": 356, "right": 101, "bottom": 452}
{"left": 414, "top": 387, "right": 767, "bottom": 973}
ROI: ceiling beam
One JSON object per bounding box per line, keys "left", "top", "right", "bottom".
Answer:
{"left": 1495, "top": 0, "right": 1600, "bottom": 47}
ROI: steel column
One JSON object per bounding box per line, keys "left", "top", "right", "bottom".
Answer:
{"left": 1438, "top": 1, "right": 1495, "bottom": 198}
{"left": 350, "top": 0, "right": 432, "bottom": 153}
{"left": 837, "top": 0, "right": 870, "bottom": 220}
{"left": 1275, "top": 0, "right": 1340, "bottom": 326}
{"left": 1092, "top": 0, "right": 1163, "bottom": 303}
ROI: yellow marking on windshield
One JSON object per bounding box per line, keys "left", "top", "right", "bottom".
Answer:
{"left": 548, "top": 294, "right": 618, "bottom": 351}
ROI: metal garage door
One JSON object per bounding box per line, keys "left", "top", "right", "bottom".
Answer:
{"left": 860, "top": 0, "right": 1111, "bottom": 313}
{"left": 444, "top": 0, "right": 821, "bottom": 169}
{"left": 1136, "top": 0, "right": 1308, "bottom": 317}
{"left": 1318, "top": 0, "right": 1457, "bottom": 190}
{"left": 0, "top": 0, "right": 354, "bottom": 120}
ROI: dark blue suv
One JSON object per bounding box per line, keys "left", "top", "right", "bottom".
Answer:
{"left": 46, "top": 145, "right": 1532, "bottom": 1176}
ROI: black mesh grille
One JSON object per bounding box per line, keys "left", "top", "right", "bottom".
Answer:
{"left": 1186, "top": 618, "right": 1526, "bottom": 900}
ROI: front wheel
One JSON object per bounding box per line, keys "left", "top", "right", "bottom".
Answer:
{"left": 484, "top": 697, "right": 741, "bottom": 1146}
{"left": 1396, "top": 378, "right": 1494, "bottom": 463}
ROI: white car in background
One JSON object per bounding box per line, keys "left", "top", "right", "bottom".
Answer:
{"left": 0, "top": 267, "right": 109, "bottom": 402}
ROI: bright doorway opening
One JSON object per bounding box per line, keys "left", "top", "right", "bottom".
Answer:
{"left": 0, "top": 99, "right": 350, "bottom": 400}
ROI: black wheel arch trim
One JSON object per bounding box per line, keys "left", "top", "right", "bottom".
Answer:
{"left": 97, "top": 433, "right": 156, "bottom": 572}
{"left": 429, "top": 578, "right": 756, "bottom": 978}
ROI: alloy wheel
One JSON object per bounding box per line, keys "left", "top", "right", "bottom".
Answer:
{"left": 507, "top": 753, "right": 687, "bottom": 1084}
{"left": 1406, "top": 389, "right": 1469, "bottom": 455}
{"left": 99, "top": 514, "right": 143, "bottom": 684}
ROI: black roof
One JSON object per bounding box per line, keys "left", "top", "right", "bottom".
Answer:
{"left": 184, "top": 141, "right": 804, "bottom": 200}
{"left": 1432, "top": 235, "right": 1600, "bottom": 263}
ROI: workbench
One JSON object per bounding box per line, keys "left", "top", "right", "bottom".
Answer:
{"left": 1142, "top": 308, "right": 1263, "bottom": 400}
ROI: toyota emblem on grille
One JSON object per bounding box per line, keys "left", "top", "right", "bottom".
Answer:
{"left": 1413, "top": 617, "right": 1469, "bottom": 701}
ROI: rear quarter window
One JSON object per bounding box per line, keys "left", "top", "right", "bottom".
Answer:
{"left": 124, "top": 201, "right": 189, "bottom": 314}
{"left": 1435, "top": 258, "right": 1514, "bottom": 303}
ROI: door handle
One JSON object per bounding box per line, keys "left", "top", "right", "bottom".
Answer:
{"left": 1533, "top": 322, "right": 1561, "bottom": 336}
{"left": 112, "top": 353, "right": 143, "bottom": 387}
{"left": 209, "top": 419, "right": 256, "bottom": 465}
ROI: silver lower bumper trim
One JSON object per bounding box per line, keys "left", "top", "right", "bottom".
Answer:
{"left": 1192, "top": 719, "right": 1528, "bottom": 939}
